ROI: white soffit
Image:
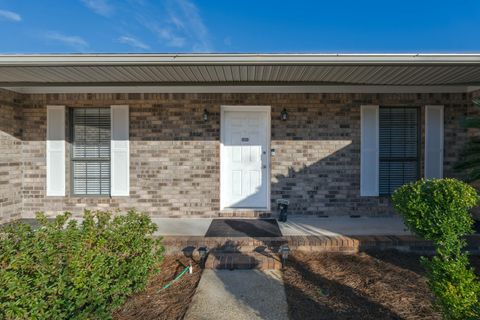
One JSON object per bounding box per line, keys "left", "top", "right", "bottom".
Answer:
{"left": 1, "top": 54, "right": 480, "bottom": 93}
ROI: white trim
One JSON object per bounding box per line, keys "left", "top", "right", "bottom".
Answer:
{"left": 46, "top": 105, "right": 66, "bottom": 196}
{"left": 221, "top": 105, "right": 272, "bottom": 112}
{"left": 220, "top": 105, "right": 271, "bottom": 211}
{"left": 468, "top": 86, "right": 480, "bottom": 92}
{"left": 1, "top": 53, "right": 480, "bottom": 65}
{"left": 425, "top": 105, "right": 444, "bottom": 179}
{"left": 2, "top": 85, "right": 474, "bottom": 94}
{"left": 110, "top": 105, "right": 130, "bottom": 196}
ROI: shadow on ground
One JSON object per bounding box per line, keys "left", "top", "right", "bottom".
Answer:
{"left": 282, "top": 251, "right": 441, "bottom": 320}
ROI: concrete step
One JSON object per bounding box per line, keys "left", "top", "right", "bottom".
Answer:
{"left": 205, "top": 252, "right": 283, "bottom": 270}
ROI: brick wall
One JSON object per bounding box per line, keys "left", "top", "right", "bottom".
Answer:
{"left": 15, "top": 92, "right": 470, "bottom": 218}
{"left": 0, "top": 90, "right": 23, "bottom": 224}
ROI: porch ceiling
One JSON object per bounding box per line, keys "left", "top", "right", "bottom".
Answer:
{"left": 2, "top": 54, "right": 480, "bottom": 91}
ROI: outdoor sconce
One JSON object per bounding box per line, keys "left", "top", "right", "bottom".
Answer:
{"left": 203, "top": 109, "right": 209, "bottom": 121}
{"left": 281, "top": 108, "right": 288, "bottom": 121}
{"left": 182, "top": 246, "right": 196, "bottom": 274}
{"left": 279, "top": 244, "right": 290, "bottom": 269}
{"left": 182, "top": 246, "right": 195, "bottom": 259}
{"left": 197, "top": 246, "right": 209, "bottom": 269}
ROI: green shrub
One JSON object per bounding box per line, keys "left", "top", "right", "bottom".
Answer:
{"left": 0, "top": 210, "right": 164, "bottom": 320}
{"left": 392, "top": 178, "right": 480, "bottom": 320}
{"left": 423, "top": 254, "right": 480, "bottom": 320}
{"left": 391, "top": 178, "right": 477, "bottom": 247}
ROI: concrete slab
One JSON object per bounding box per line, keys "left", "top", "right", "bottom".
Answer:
{"left": 152, "top": 216, "right": 411, "bottom": 237}
{"left": 152, "top": 218, "right": 212, "bottom": 236}
{"left": 279, "top": 216, "right": 411, "bottom": 236}
{"left": 184, "top": 269, "right": 288, "bottom": 320}
{"left": 11, "top": 216, "right": 411, "bottom": 238}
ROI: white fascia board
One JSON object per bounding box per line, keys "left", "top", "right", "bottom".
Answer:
{"left": 467, "top": 86, "right": 480, "bottom": 92}
{"left": 2, "top": 85, "right": 472, "bottom": 94}
{"left": 1, "top": 53, "right": 480, "bottom": 66}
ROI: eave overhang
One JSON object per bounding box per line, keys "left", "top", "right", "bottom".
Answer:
{"left": 2, "top": 53, "right": 480, "bottom": 93}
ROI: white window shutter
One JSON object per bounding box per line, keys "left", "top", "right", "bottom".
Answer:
{"left": 111, "top": 105, "right": 130, "bottom": 196}
{"left": 46, "top": 105, "right": 65, "bottom": 196}
{"left": 360, "top": 105, "right": 379, "bottom": 196}
{"left": 425, "top": 105, "right": 444, "bottom": 179}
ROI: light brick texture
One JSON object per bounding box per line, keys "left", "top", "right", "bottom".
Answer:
{"left": 0, "top": 90, "right": 23, "bottom": 224}
{"left": 0, "top": 90, "right": 472, "bottom": 221}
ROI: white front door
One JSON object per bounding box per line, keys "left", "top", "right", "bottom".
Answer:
{"left": 221, "top": 107, "right": 270, "bottom": 209}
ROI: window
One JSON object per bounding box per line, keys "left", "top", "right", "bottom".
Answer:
{"left": 379, "top": 107, "right": 419, "bottom": 195}
{"left": 71, "top": 108, "right": 111, "bottom": 196}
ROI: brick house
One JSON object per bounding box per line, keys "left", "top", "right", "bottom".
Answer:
{"left": 0, "top": 53, "right": 478, "bottom": 224}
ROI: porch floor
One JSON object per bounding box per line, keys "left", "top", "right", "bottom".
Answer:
{"left": 6, "top": 216, "right": 480, "bottom": 253}
{"left": 152, "top": 215, "right": 411, "bottom": 237}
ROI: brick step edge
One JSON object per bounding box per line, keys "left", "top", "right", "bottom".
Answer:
{"left": 217, "top": 211, "right": 272, "bottom": 218}
{"left": 205, "top": 252, "right": 283, "bottom": 270}
{"left": 161, "top": 235, "right": 480, "bottom": 254}
{"left": 286, "top": 235, "right": 480, "bottom": 253}
{"left": 161, "top": 236, "right": 287, "bottom": 252}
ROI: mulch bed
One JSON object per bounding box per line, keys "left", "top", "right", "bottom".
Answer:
{"left": 283, "top": 251, "right": 480, "bottom": 320}
{"left": 113, "top": 255, "right": 203, "bottom": 320}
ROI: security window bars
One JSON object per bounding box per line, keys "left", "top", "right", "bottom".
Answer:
{"left": 379, "top": 107, "right": 419, "bottom": 195}
{"left": 71, "top": 108, "right": 111, "bottom": 196}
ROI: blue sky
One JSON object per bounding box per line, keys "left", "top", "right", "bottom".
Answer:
{"left": 0, "top": 0, "right": 479, "bottom": 53}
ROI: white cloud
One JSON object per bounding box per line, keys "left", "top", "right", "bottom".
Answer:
{"left": 81, "top": 0, "right": 114, "bottom": 17}
{"left": 139, "top": 0, "right": 212, "bottom": 51}
{"left": 118, "top": 36, "right": 150, "bottom": 50}
{"left": 0, "top": 9, "right": 21, "bottom": 22}
{"left": 148, "top": 24, "right": 186, "bottom": 48}
{"left": 168, "top": 12, "right": 184, "bottom": 30}
{"left": 44, "top": 32, "right": 89, "bottom": 51}
{"left": 169, "top": 0, "right": 212, "bottom": 52}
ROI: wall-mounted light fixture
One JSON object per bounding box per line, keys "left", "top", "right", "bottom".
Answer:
{"left": 197, "top": 246, "right": 209, "bottom": 269}
{"left": 203, "top": 109, "right": 209, "bottom": 121}
{"left": 281, "top": 108, "right": 288, "bottom": 121}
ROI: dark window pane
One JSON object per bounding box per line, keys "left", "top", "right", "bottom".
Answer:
{"left": 379, "top": 107, "right": 419, "bottom": 195}
{"left": 72, "top": 108, "right": 111, "bottom": 196}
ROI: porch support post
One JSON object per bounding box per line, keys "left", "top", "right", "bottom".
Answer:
{"left": 425, "top": 105, "right": 444, "bottom": 179}
{"left": 360, "top": 105, "right": 379, "bottom": 196}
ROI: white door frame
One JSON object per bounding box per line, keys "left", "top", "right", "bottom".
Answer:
{"left": 220, "top": 105, "right": 271, "bottom": 211}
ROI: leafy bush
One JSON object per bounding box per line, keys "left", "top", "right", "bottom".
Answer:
{"left": 423, "top": 254, "right": 480, "bottom": 320}
{"left": 392, "top": 178, "right": 480, "bottom": 320}
{"left": 0, "top": 210, "right": 164, "bottom": 320}
{"left": 392, "top": 178, "right": 477, "bottom": 255}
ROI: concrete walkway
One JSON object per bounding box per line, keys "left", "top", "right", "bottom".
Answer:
{"left": 153, "top": 215, "right": 410, "bottom": 237}
{"left": 184, "top": 269, "right": 289, "bottom": 320}
{"left": 279, "top": 215, "right": 411, "bottom": 236}
{"left": 152, "top": 218, "right": 212, "bottom": 236}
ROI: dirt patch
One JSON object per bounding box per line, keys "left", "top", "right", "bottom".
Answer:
{"left": 113, "top": 255, "right": 202, "bottom": 320}
{"left": 283, "top": 251, "right": 480, "bottom": 320}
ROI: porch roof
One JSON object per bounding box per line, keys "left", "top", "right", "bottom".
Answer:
{"left": 2, "top": 53, "right": 480, "bottom": 93}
